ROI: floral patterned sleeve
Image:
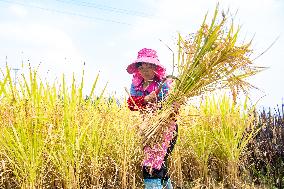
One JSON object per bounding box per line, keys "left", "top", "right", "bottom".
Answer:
{"left": 127, "top": 84, "right": 146, "bottom": 111}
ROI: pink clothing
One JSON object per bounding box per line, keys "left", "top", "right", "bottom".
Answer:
{"left": 126, "top": 48, "right": 178, "bottom": 174}
{"left": 127, "top": 48, "right": 166, "bottom": 76}
{"left": 143, "top": 121, "right": 177, "bottom": 170}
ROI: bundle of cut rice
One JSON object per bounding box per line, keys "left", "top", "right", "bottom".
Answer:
{"left": 142, "top": 6, "right": 264, "bottom": 147}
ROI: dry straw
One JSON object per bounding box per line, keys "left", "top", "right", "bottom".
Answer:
{"left": 142, "top": 5, "right": 264, "bottom": 147}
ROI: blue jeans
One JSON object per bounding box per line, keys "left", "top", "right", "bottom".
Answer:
{"left": 144, "top": 178, "right": 173, "bottom": 189}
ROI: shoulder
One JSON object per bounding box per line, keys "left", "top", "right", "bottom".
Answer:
{"left": 130, "top": 83, "right": 144, "bottom": 96}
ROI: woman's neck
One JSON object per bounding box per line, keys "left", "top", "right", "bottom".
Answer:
{"left": 145, "top": 79, "right": 153, "bottom": 82}
{"left": 142, "top": 79, "right": 153, "bottom": 90}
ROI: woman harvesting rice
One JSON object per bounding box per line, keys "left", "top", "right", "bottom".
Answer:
{"left": 125, "top": 6, "right": 264, "bottom": 188}
{"left": 126, "top": 48, "right": 179, "bottom": 189}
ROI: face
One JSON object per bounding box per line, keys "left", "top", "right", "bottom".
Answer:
{"left": 137, "top": 63, "right": 156, "bottom": 81}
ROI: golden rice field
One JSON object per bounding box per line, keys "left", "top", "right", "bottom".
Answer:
{"left": 0, "top": 66, "right": 276, "bottom": 189}
{"left": 1, "top": 5, "right": 283, "bottom": 189}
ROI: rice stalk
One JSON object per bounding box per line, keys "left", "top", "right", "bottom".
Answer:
{"left": 0, "top": 66, "right": 46, "bottom": 188}
{"left": 142, "top": 5, "right": 264, "bottom": 147}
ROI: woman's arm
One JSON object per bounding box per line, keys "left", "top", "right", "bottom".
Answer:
{"left": 127, "top": 96, "right": 146, "bottom": 111}
{"left": 127, "top": 84, "right": 147, "bottom": 111}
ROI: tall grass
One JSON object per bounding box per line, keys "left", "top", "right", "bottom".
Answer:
{"left": 0, "top": 66, "right": 276, "bottom": 189}
{"left": 170, "top": 95, "right": 258, "bottom": 188}
{"left": 246, "top": 105, "right": 284, "bottom": 188}
{"left": 0, "top": 65, "right": 143, "bottom": 188}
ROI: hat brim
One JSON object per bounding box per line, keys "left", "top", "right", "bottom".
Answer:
{"left": 126, "top": 57, "right": 165, "bottom": 74}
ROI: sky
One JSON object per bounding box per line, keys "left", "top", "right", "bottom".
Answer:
{"left": 0, "top": 0, "right": 283, "bottom": 109}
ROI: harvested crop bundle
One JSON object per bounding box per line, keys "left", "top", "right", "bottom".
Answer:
{"left": 142, "top": 6, "right": 264, "bottom": 147}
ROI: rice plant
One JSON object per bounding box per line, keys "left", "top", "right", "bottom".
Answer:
{"left": 0, "top": 65, "right": 143, "bottom": 188}
{"left": 168, "top": 94, "right": 259, "bottom": 188}
{"left": 142, "top": 5, "right": 264, "bottom": 147}
{"left": 246, "top": 105, "right": 284, "bottom": 188}
{"left": 0, "top": 64, "right": 278, "bottom": 188}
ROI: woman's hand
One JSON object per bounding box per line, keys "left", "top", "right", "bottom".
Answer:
{"left": 144, "top": 91, "right": 157, "bottom": 103}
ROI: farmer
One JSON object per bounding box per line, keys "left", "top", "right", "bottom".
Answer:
{"left": 126, "top": 48, "right": 179, "bottom": 189}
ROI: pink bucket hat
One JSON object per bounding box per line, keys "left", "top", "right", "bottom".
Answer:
{"left": 127, "top": 48, "right": 166, "bottom": 75}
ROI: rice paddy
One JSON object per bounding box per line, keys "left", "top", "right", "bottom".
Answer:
{"left": 1, "top": 65, "right": 283, "bottom": 188}
{"left": 1, "top": 5, "right": 282, "bottom": 189}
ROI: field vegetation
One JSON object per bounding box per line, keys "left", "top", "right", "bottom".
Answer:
{"left": 1, "top": 5, "right": 282, "bottom": 189}
{"left": 0, "top": 66, "right": 283, "bottom": 188}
